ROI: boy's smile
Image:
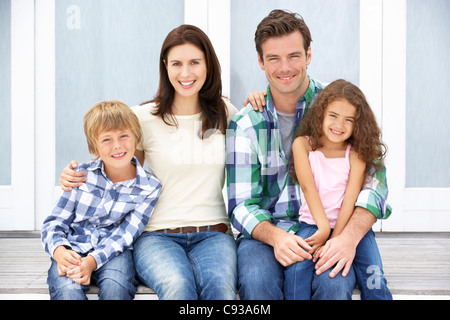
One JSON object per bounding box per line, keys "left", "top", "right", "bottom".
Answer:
{"left": 95, "top": 128, "right": 137, "bottom": 182}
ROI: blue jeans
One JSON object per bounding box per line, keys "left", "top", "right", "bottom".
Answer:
{"left": 237, "top": 225, "right": 356, "bottom": 300}
{"left": 283, "top": 223, "right": 356, "bottom": 299}
{"left": 284, "top": 223, "right": 392, "bottom": 299}
{"left": 354, "top": 229, "right": 392, "bottom": 300}
{"left": 133, "top": 231, "right": 237, "bottom": 300}
{"left": 47, "top": 250, "right": 138, "bottom": 300}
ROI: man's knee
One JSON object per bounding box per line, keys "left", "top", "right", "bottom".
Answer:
{"left": 237, "top": 239, "right": 284, "bottom": 300}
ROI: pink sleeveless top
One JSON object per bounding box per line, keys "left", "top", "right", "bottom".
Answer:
{"left": 299, "top": 142, "right": 351, "bottom": 228}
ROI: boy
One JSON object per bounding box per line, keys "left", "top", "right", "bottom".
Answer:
{"left": 41, "top": 100, "right": 161, "bottom": 300}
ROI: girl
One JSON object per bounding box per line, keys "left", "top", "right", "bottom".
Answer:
{"left": 59, "top": 25, "right": 239, "bottom": 300}
{"left": 286, "top": 79, "right": 392, "bottom": 300}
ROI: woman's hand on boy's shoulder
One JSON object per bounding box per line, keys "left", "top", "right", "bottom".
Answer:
{"left": 60, "top": 160, "right": 87, "bottom": 191}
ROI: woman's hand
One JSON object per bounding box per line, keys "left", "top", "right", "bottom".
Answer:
{"left": 59, "top": 160, "right": 87, "bottom": 191}
{"left": 244, "top": 91, "right": 267, "bottom": 112}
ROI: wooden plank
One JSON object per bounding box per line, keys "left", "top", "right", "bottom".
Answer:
{"left": 0, "top": 233, "right": 449, "bottom": 297}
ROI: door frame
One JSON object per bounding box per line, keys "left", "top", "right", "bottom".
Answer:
{"left": 0, "top": 0, "right": 35, "bottom": 231}
{"left": 14, "top": 0, "right": 450, "bottom": 231}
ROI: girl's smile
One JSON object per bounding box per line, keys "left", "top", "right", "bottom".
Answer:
{"left": 321, "top": 99, "right": 356, "bottom": 145}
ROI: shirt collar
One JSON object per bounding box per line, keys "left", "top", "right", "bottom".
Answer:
{"left": 265, "top": 76, "right": 316, "bottom": 114}
{"left": 86, "top": 156, "right": 152, "bottom": 191}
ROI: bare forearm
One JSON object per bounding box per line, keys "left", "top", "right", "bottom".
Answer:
{"left": 251, "top": 221, "right": 283, "bottom": 247}
{"left": 342, "top": 206, "right": 376, "bottom": 245}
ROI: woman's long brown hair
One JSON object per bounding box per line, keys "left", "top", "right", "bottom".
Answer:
{"left": 141, "top": 24, "right": 227, "bottom": 138}
{"left": 291, "top": 79, "right": 387, "bottom": 181}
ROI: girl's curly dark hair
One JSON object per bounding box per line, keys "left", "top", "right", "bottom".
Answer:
{"left": 290, "top": 79, "right": 387, "bottom": 182}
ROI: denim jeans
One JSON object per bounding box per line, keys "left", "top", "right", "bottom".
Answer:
{"left": 284, "top": 223, "right": 392, "bottom": 299}
{"left": 47, "top": 250, "right": 138, "bottom": 300}
{"left": 283, "top": 223, "right": 356, "bottom": 299}
{"left": 354, "top": 229, "right": 392, "bottom": 300}
{"left": 132, "top": 231, "right": 237, "bottom": 300}
{"left": 237, "top": 224, "right": 356, "bottom": 300}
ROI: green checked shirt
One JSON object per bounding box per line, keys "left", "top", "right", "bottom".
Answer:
{"left": 226, "top": 77, "right": 392, "bottom": 239}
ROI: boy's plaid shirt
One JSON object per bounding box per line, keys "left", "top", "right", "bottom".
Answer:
{"left": 226, "top": 78, "right": 392, "bottom": 239}
{"left": 41, "top": 157, "right": 161, "bottom": 270}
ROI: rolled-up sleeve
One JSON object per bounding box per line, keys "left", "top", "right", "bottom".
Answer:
{"left": 355, "top": 166, "right": 392, "bottom": 219}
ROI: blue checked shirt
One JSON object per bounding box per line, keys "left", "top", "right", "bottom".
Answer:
{"left": 41, "top": 157, "right": 161, "bottom": 270}
{"left": 226, "top": 78, "right": 392, "bottom": 239}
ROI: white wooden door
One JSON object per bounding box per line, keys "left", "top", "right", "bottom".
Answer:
{"left": 381, "top": 0, "right": 450, "bottom": 231}
{"left": 0, "top": 0, "right": 35, "bottom": 231}
{"left": 7, "top": 0, "right": 448, "bottom": 232}
{"left": 34, "top": 0, "right": 192, "bottom": 230}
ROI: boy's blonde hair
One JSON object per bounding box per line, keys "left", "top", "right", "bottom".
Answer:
{"left": 83, "top": 100, "right": 142, "bottom": 157}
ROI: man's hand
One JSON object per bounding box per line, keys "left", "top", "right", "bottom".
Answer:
{"left": 252, "top": 221, "right": 312, "bottom": 267}
{"left": 273, "top": 232, "right": 313, "bottom": 267}
{"left": 314, "top": 231, "right": 357, "bottom": 278}
{"left": 314, "top": 207, "right": 376, "bottom": 277}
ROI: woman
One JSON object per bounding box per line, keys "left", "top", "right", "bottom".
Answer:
{"left": 60, "top": 25, "right": 238, "bottom": 300}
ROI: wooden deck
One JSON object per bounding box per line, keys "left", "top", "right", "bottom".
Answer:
{"left": 0, "top": 231, "right": 449, "bottom": 299}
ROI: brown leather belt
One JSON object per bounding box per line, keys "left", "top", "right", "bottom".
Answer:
{"left": 154, "top": 223, "right": 228, "bottom": 234}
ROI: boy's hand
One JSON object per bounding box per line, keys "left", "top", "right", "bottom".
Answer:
{"left": 66, "top": 255, "right": 97, "bottom": 286}
{"left": 53, "top": 246, "right": 82, "bottom": 276}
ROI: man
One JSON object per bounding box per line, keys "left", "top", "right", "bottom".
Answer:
{"left": 226, "top": 9, "right": 391, "bottom": 300}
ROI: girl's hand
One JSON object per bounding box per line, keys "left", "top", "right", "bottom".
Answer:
{"left": 60, "top": 160, "right": 87, "bottom": 191}
{"left": 305, "top": 227, "right": 330, "bottom": 254}
{"left": 243, "top": 91, "right": 267, "bottom": 112}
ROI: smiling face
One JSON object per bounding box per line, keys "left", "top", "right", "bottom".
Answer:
{"left": 321, "top": 99, "right": 356, "bottom": 145}
{"left": 258, "top": 30, "right": 311, "bottom": 101}
{"left": 165, "top": 43, "right": 207, "bottom": 102}
{"left": 95, "top": 128, "right": 137, "bottom": 181}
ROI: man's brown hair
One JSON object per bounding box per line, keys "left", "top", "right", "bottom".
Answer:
{"left": 255, "top": 9, "right": 312, "bottom": 61}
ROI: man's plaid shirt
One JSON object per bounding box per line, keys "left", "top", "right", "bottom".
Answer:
{"left": 226, "top": 78, "right": 392, "bottom": 239}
